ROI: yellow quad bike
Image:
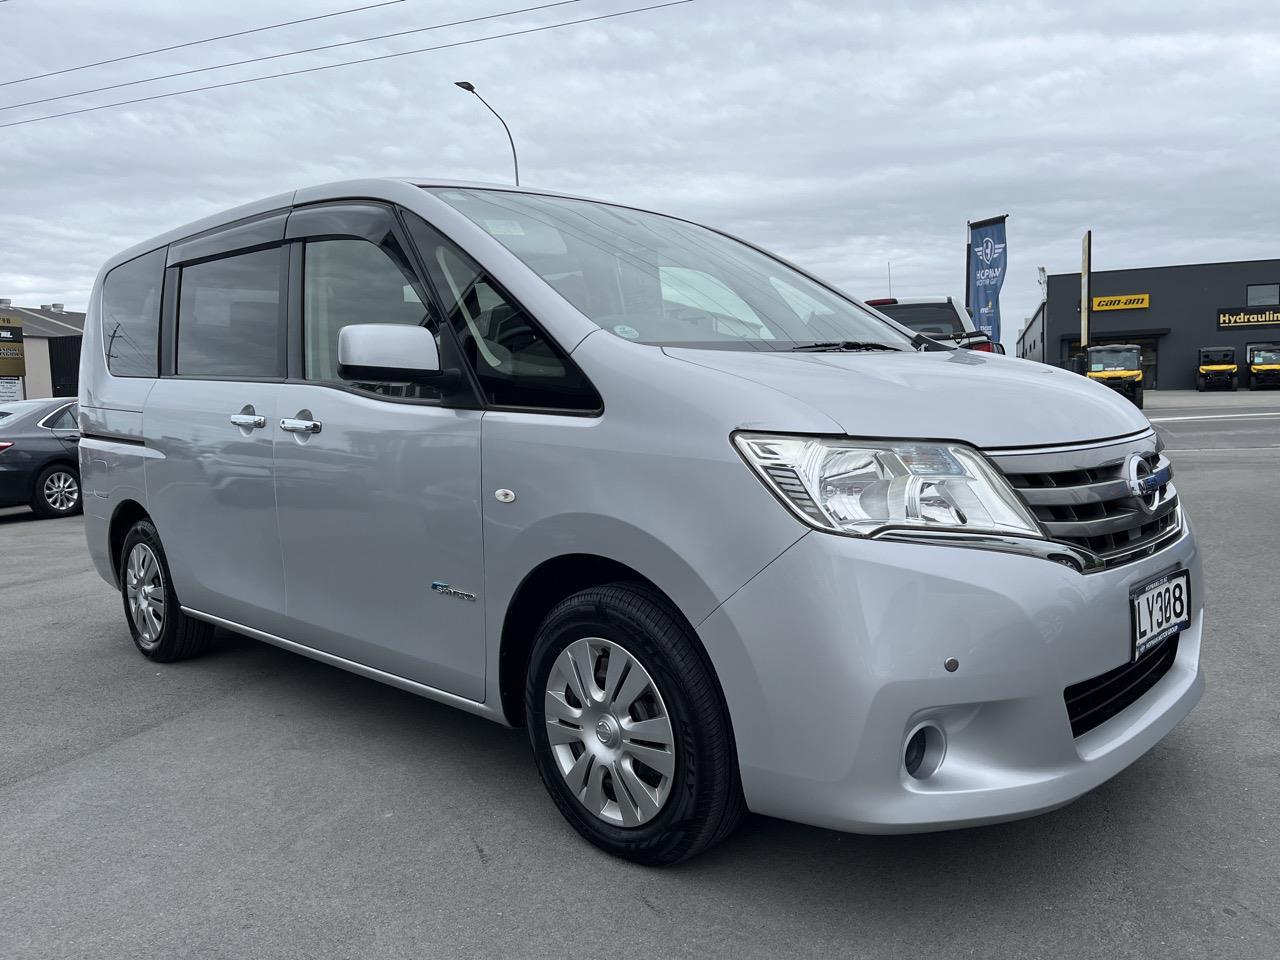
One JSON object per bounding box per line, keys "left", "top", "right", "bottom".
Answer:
{"left": 1196, "top": 345, "right": 1237, "bottom": 392}
{"left": 1086, "top": 344, "right": 1144, "bottom": 409}
{"left": 1247, "top": 343, "right": 1280, "bottom": 390}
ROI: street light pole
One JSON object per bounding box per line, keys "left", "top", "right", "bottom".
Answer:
{"left": 454, "top": 81, "right": 519, "bottom": 186}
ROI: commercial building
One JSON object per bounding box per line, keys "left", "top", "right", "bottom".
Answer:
{"left": 1017, "top": 258, "right": 1280, "bottom": 389}
{"left": 0, "top": 299, "right": 85, "bottom": 401}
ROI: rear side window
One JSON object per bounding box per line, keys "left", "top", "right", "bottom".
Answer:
{"left": 176, "top": 248, "right": 285, "bottom": 378}
{"left": 403, "top": 213, "right": 601, "bottom": 412}
{"left": 101, "top": 248, "right": 166, "bottom": 377}
{"left": 46, "top": 404, "right": 78, "bottom": 430}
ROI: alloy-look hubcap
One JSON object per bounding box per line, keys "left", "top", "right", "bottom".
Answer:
{"left": 125, "top": 543, "right": 165, "bottom": 648}
{"left": 44, "top": 472, "right": 78, "bottom": 511}
{"left": 544, "top": 637, "right": 676, "bottom": 827}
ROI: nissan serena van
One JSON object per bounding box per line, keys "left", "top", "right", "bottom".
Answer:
{"left": 80, "top": 179, "right": 1203, "bottom": 864}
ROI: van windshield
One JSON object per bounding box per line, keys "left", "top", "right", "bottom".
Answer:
{"left": 429, "top": 189, "right": 913, "bottom": 351}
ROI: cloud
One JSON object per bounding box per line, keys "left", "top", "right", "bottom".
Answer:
{"left": 1, "top": 0, "right": 1276, "bottom": 347}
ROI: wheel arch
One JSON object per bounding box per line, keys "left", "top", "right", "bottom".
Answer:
{"left": 497, "top": 553, "right": 720, "bottom": 728}
{"left": 108, "top": 499, "right": 151, "bottom": 586}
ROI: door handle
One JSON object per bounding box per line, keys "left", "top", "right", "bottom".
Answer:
{"left": 229, "top": 413, "right": 266, "bottom": 429}
{"left": 280, "top": 417, "right": 322, "bottom": 434}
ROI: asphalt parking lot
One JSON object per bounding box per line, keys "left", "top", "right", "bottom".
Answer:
{"left": 2, "top": 390, "right": 1278, "bottom": 960}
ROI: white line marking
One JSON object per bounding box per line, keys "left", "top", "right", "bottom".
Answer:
{"left": 1149, "top": 412, "right": 1280, "bottom": 423}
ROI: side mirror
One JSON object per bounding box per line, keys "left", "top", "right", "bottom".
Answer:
{"left": 337, "top": 324, "right": 441, "bottom": 383}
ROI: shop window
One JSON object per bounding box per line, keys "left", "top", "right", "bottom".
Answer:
{"left": 1247, "top": 284, "right": 1279, "bottom": 306}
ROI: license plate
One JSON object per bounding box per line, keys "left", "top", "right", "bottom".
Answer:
{"left": 1130, "top": 569, "right": 1191, "bottom": 660}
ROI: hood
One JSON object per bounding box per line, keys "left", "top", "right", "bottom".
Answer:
{"left": 663, "top": 347, "right": 1150, "bottom": 449}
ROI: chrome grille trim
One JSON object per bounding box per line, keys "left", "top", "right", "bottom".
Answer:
{"left": 987, "top": 432, "right": 1181, "bottom": 568}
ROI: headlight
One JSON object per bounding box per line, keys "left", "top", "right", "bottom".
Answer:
{"left": 733, "top": 433, "right": 1044, "bottom": 539}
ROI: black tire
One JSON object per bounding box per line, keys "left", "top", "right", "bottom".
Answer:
{"left": 119, "top": 519, "right": 213, "bottom": 662}
{"left": 1133, "top": 385, "right": 1144, "bottom": 409}
{"left": 526, "top": 583, "right": 745, "bottom": 865}
{"left": 1230, "top": 379, "right": 1238, "bottom": 392}
{"left": 1196, "top": 380, "right": 1203, "bottom": 392}
{"left": 30, "top": 463, "right": 82, "bottom": 518}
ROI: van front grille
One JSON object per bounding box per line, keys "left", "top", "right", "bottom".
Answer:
{"left": 1063, "top": 635, "right": 1180, "bottom": 737}
{"left": 987, "top": 434, "right": 1180, "bottom": 567}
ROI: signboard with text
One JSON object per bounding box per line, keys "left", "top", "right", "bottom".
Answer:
{"left": 1093, "top": 294, "right": 1150, "bottom": 311}
{"left": 0, "top": 378, "right": 22, "bottom": 402}
{"left": 1219, "top": 306, "right": 1280, "bottom": 330}
{"left": 967, "top": 216, "right": 1008, "bottom": 342}
{"left": 0, "top": 317, "right": 25, "bottom": 377}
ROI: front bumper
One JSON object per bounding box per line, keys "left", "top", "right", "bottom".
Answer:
{"left": 697, "top": 520, "right": 1204, "bottom": 833}
{"left": 1199, "top": 371, "right": 1235, "bottom": 386}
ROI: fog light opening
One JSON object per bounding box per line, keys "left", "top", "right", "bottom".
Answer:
{"left": 904, "top": 723, "right": 945, "bottom": 780}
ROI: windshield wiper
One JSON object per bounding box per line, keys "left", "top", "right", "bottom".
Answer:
{"left": 789, "top": 340, "right": 902, "bottom": 352}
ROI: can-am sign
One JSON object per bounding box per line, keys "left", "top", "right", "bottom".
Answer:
{"left": 1219, "top": 307, "right": 1280, "bottom": 329}
{"left": 1092, "top": 294, "right": 1149, "bottom": 311}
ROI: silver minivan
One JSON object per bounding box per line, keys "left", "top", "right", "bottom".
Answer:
{"left": 80, "top": 179, "right": 1203, "bottom": 864}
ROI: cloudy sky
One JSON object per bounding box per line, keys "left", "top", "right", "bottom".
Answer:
{"left": 2, "top": 0, "right": 1277, "bottom": 345}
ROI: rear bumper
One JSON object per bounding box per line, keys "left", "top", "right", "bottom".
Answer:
{"left": 697, "top": 520, "right": 1203, "bottom": 834}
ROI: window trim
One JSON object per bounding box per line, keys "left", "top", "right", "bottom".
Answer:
{"left": 169, "top": 243, "right": 290, "bottom": 382}
{"left": 396, "top": 205, "right": 604, "bottom": 418}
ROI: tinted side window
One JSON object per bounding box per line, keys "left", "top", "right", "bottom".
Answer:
{"left": 403, "top": 213, "right": 600, "bottom": 412}
{"left": 101, "top": 247, "right": 166, "bottom": 377}
{"left": 176, "top": 248, "right": 284, "bottom": 378}
{"left": 304, "top": 237, "right": 441, "bottom": 399}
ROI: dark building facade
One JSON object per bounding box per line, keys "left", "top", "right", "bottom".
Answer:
{"left": 1017, "top": 258, "right": 1280, "bottom": 390}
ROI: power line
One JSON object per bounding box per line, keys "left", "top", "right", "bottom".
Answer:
{"left": 1, "top": 0, "right": 584, "bottom": 112}
{"left": 0, "top": 1, "right": 694, "bottom": 130}
{"left": 0, "top": 0, "right": 408, "bottom": 89}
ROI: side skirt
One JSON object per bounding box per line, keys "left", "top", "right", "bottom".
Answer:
{"left": 180, "top": 606, "right": 505, "bottom": 725}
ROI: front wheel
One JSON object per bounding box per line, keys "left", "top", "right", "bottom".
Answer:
{"left": 526, "top": 583, "right": 745, "bottom": 865}
{"left": 119, "top": 520, "right": 213, "bottom": 661}
{"left": 1133, "top": 385, "right": 1144, "bottom": 409}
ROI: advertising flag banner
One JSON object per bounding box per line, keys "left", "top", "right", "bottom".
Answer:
{"left": 967, "top": 216, "right": 1008, "bottom": 342}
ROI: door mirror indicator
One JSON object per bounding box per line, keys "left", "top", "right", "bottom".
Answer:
{"left": 337, "top": 324, "right": 443, "bottom": 383}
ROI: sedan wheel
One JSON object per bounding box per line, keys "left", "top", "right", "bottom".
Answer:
{"left": 32, "top": 466, "right": 81, "bottom": 517}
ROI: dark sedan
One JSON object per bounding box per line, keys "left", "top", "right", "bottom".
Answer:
{"left": 0, "top": 398, "right": 82, "bottom": 517}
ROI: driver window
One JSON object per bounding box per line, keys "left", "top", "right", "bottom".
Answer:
{"left": 404, "top": 213, "right": 600, "bottom": 412}
{"left": 303, "top": 237, "right": 441, "bottom": 399}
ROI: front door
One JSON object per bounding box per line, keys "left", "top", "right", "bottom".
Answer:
{"left": 273, "top": 205, "right": 486, "bottom": 700}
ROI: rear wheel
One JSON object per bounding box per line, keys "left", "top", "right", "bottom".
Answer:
{"left": 31, "top": 464, "right": 81, "bottom": 517}
{"left": 119, "top": 520, "right": 213, "bottom": 661}
{"left": 526, "top": 583, "right": 745, "bottom": 865}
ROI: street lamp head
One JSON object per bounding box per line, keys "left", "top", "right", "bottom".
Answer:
{"left": 454, "top": 81, "right": 476, "bottom": 92}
